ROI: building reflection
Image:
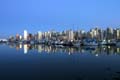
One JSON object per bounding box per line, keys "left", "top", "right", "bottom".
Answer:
{"left": 24, "top": 44, "right": 28, "bottom": 54}
{"left": 38, "top": 45, "right": 42, "bottom": 53}
{"left": 6, "top": 43, "right": 120, "bottom": 56}
{"left": 19, "top": 44, "right": 22, "bottom": 49}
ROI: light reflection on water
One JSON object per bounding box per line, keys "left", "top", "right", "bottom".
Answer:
{"left": 0, "top": 43, "right": 120, "bottom": 80}
{"left": 7, "top": 43, "right": 120, "bottom": 56}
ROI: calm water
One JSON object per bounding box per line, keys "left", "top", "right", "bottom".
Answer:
{"left": 0, "top": 43, "right": 120, "bottom": 80}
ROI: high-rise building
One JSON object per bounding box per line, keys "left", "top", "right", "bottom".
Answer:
{"left": 24, "top": 30, "right": 28, "bottom": 41}
{"left": 38, "top": 31, "right": 42, "bottom": 40}
{"left": 47, "top": 31, "right": 52, "bottom": 39}
{"left": 75, "top": 30, "right": 85, "bottom": 40}
{"left": 67, "top": 30, "right": 74, "bottom": 41}
{"left": 19, "top": 35, "right": 22, "bottom": 40}
{"left": 116, "top": 28, "right": 120, "bottom": 40}
{"left": 106, "top": 27, "right": 114, "bottom": 40}
{"left": 90, "top": 28, "right": 99, "bottom": 39}
{"left": 16, "top": 34, "right": 19, "bottom": 41}
{"left": 28, "top": 33, "right": 33, "bottom": 40}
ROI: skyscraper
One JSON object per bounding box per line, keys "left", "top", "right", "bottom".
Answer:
{"left": 16, "top": 34, "right": 19, "bottom": 41}
{"left": 38, "top": 31, "right": 42, "bottom": 40}
{"left": 19, "top": 35, "right": 22, "bottom": 40}
{"left": 116, "top": 28, "right": 120, "bottom": 40}
{"left": 67, "top": 30, "right": 74, "bottom": 41}
{"left": 24, "top": 30, "right": 28, "bottom": 41}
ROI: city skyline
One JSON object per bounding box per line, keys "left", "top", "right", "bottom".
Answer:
{"left": 7, "top": 27, "right": 120, "bottom": 43}
{"left": 1, "top": 1, "right": 120, "bottom": 80}
{"left": 1, "top": 26, "right": 120, "bottom": 38}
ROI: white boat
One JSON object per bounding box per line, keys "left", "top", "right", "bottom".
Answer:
{"left": 84, "top": 42, "right": 98, "bottom": 46}
{"left": 73, "top": 43, "right": 81, "bottom": 47}
{"left": 99, "top": 41, "right": 107, "bottom": 45}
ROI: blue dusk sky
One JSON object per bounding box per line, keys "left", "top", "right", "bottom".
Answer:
{"left": 0, "top": 0, "right": 120, "bottom": 38}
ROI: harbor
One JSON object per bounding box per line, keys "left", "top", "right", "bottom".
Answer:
{"left": 1, "top": 27, "right": 120, "bottom": 47}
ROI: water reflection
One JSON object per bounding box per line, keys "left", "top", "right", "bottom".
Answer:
{"left": 0, "top": 43, "right": 120, "bottom": 80}
{"left": 6, "top": 43, "right": 120, "bottom": 56}
{"left": 112, "top": 72, "right": 120, "bottom": 80}
{"left": 24, "top": 44, "right": 28, "bottom": 54}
